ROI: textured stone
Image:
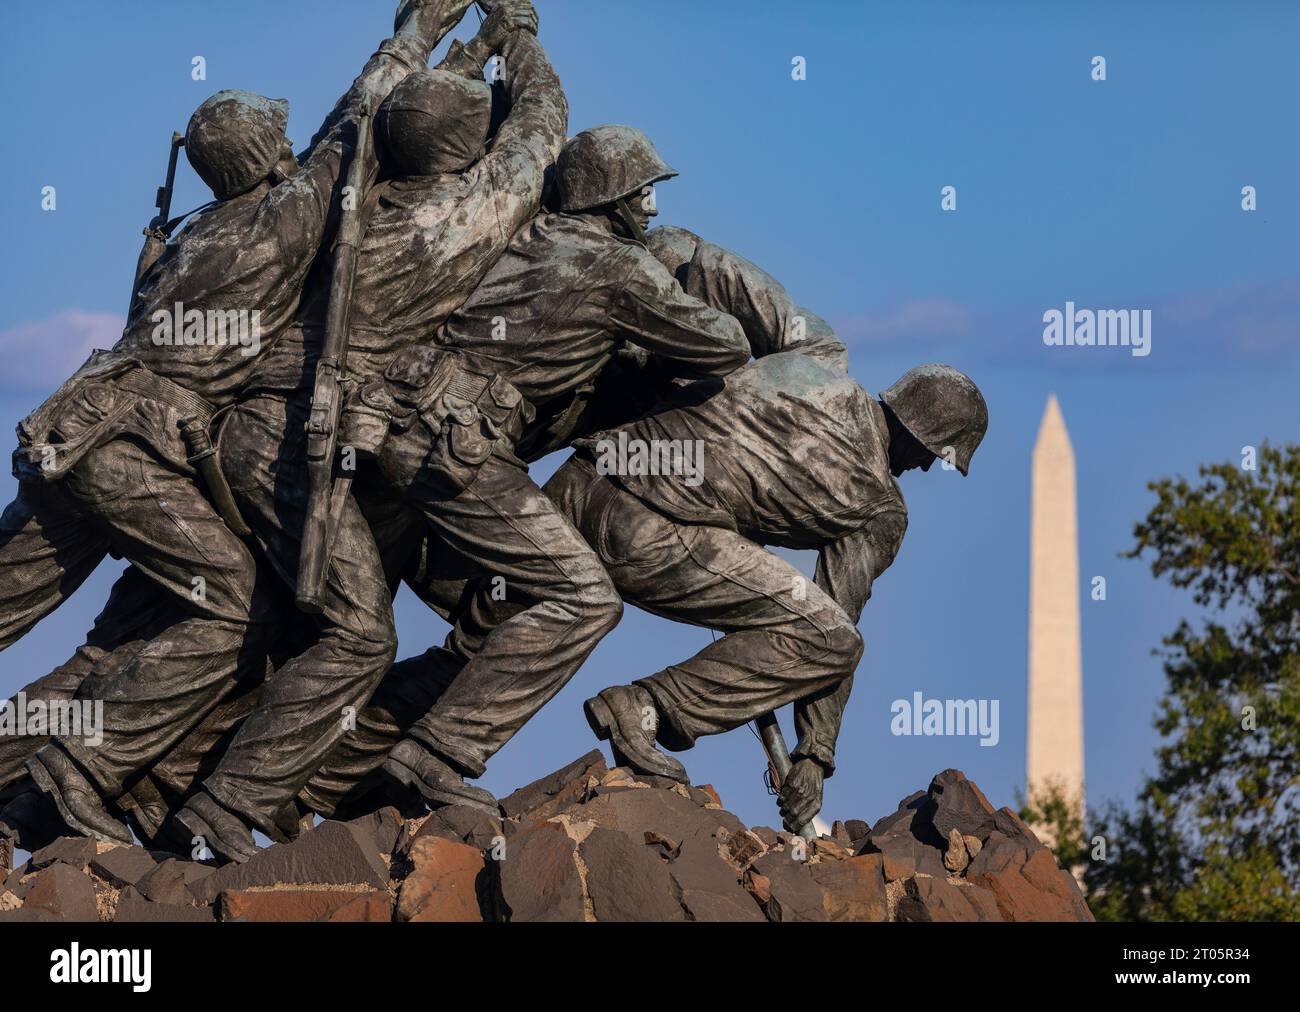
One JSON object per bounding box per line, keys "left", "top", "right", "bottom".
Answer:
{"left": 665, "top": 837, "right": 763, "bottom": 922}
{"left": 929, "top": 769, "right": 997, "bottom": 841}
{"left": 193, "top": 821, "right": 387, "bottom": 903}
{"left": 810, "top": 853, "right": 887, "bottom": 922}
{"left": 860, "top": 791, "right": 947, "bottom": 878}
{"left": 345, "top": 806, "right": 403, "bottom": 858}
{"left": 748, "top": 851, "right": 826, "bottom": 922}
{"left": 576, "top": 785, "right": 745, "bottom": 847}
{"left": 500, "top": 750, "right": 605, "bottom": 822}
{"left": 397, "top": 836, "right": 486, "bottom": 922}
{"left": 943, "top": 827, "right": 970, "bottom": 873}
{"left": 403, "top": 804, "right": 504, "bottom": 857}
{"left": 697, "top": 784, "right": 722, "bottom": 808}
{"left": 220, "top": 888, "right": 391, "bottom": 922}
{"left": 90, "top": 846, "right": 164, "bottom": 889}
{"left": 23, "top": 862, "right": 100, "bottom": 922}
{"left": 967, "top": 838, "right": 1093, "bottom": 921}
{"left": 30, "top": 836, "right": 97, "bottom": 871}
{"left": 897, "top": 875, "right": 1002, "bottom": 922}
{"left": 497, "top": 820, "right": 585, "bottom": 922}
{"left": 844, "top": 819, "right": 871, "bottom": 843}
{"left": 720, "top": 828, "right": 767, "bottom": 871}
{"left": 114, "top": 895, "right": 215, "bottom": 923}
{"left": 580, "top": 827, "right": 683, "bottom": 922}
{"left": 135, "top": 859, "right": 213, "bottom": 906}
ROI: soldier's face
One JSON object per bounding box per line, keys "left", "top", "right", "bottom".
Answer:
{"left": 632, "top": 185, "right": 659, "bottom": 229}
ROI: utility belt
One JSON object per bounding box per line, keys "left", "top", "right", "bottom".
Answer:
{"left": 14, "top": 354, "right": 250, "bottom": 536}
{"left": 341, "top": 344, "right": 535, "bottom": 459}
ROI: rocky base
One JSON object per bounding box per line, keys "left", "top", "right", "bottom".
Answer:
{"left": 0, "top": 754, "right": 1093, "bottom": 922}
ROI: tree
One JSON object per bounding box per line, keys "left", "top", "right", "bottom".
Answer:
{"left": 1074, "top": 443, "right": 1300, "bottom": 920}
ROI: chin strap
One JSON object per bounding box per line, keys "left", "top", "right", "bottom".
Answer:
{"left": 614, "top": 196, "right": 647, "bottom": 244}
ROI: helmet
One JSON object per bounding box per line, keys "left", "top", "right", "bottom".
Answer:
{"left": 879, "top": 364, "right": 988, "bottom": 476}
{"left": 185, "top": 90, "right": 289, "bottom": 200}
{"left": 377, "top": 70, "right": 493, "bottom": 177}
{"left": 556, "top": 125, "right": 677, "bottom": 213}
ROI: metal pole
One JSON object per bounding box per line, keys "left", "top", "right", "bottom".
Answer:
{"left": 755, "top": 710, "right": 816, "bottom": 841}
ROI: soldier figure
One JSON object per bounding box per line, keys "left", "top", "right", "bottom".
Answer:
{"left": 0, "top": 0, "right": 476, "bottom": 847}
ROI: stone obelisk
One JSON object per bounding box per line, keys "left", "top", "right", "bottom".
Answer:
{"left": 1027, "top": 395, "right": 1085, "bottom": 828}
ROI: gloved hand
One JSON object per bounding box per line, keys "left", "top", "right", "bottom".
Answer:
{"left": 479, "top": 0, "right": 539, "bottom": 47}
{"left": 778, "top": 757, "right": 825, "bottom": 833}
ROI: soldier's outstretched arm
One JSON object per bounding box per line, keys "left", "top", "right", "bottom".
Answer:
{"left": 647, "top": 226, "right": 850, "bottom": 369}
{"left": 610, "top": 249, "right": 750, "bottom": 379}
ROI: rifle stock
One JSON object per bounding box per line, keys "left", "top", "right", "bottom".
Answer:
{"left": 297, "top": 101, "right": 373, "bottom": 612}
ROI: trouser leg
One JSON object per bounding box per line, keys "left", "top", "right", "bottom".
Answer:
{"left": 50, "top": 435, "right": 276, "bottom": 798}
{"left": 0, "top": 567, "right": 176, "bottom": 793}
{"left": 546, "top": 455, "right": 862, "bottom": 750}
{"left": 0, "top": 480, "right": 108, "bottom": 651}
{"left": 383, "top": 422, "right": 622, "bottom": 778}
{"left": 201, "top": 394, "right": 396, "bottom": 833}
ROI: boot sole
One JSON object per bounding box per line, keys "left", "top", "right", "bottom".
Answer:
{"left": 583, "top": 692, "right": 690, "bottom": 785}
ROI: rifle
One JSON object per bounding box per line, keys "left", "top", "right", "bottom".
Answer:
{"left": 297, "top": 99, "right": 373, "bottom": 613}
{"left": 755, "top": 711, "right": 816, "bottom": 841}
{"left": 132, "top": 131, "right": 185, "bottom": 300}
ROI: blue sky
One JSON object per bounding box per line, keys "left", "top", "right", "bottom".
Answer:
{"left": 1, "top": 0, "right": 1297, "bottom": 835}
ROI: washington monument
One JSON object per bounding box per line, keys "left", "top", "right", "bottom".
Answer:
{"left": 1027, "top": 395, "right": 1085, "bottom": 824}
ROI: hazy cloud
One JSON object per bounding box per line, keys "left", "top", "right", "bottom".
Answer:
{"left": 0, "top": 310, "right": 125, "bottom": 394}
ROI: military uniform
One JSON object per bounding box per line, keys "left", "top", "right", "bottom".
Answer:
{"left": 192, "top": 25, "right": 570, "bottom": 833}
{"left": 0, "top": 0, "right": 469, "bottom": 828}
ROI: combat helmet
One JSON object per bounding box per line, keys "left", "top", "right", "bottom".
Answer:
{"left": 879, "top": 364, "right": 988, "bottom": 476}
{"left": 186, "top": 90, "right": 290, "bottom": 201}
{"left": 378, "top": 69, "right": 493, "bottom": 177}
{"left": 556, "top": 125, "right": 678, "bottom": 213}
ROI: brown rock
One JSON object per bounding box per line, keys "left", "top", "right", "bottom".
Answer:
{"left": 114, "top": 895, "right": 215, "bottom": 923}
{"left": 24, "top": 863, "right": 99, "bottom": 922}
{"left": 397, "top": 836, "right": 486, "bottom": 922}
{"left": 943, "top": 827, "right": 970, "bottom": 873}
{"left": 844, "top": 819, "right": 871, "bottom": 843}
{"left": 881, "top": 853, "right": 917, "bottom": 882}
{"left": 30, "top": 836, "right": 97, "bottom": 871}
{"left": 896, "top": 875, "right": 1002, "bottom": 922}
{"left": 500, "top": 750, "right": 606, "bottom": 822}
{"left": 345, "top": 806, "right": 403, "bottom": 857}
{"left": 928, "top": 769, "right": 997, "bottom": 841}
{"left": 576, "top": 786, "right": 745, "bottom": 847}
{"left": 665, "top": 837, "right": 764, "bottom": 922}
{"left": 220, "top": 888, "right": 391, "bottom": 922}
{"left": 810, "top": 853, "right": 887, "bottom": 922}
{"left": 963, "top": 835, "right": 983, "bottom": 859}
{"left": 0, "top": 908, "right": 59, "bottom": 922}
{"left": 751, "top": 826, "right": 780, "bottom": 848}
{"left": 90, "top": 846, "right": 164, "bottom": 889}
{"left": 135, "top": 859, "right": 213, "bottom": 906}
{"left": 496, "top": 820, "right": 585, "bottom": 922}
{"left": 860, "top": 792, "right": 947, "bottom": 878}
{"left": 697, "top": 784, "right": 723, "bottom": 808}
{"left": 721, "top": 828, "right": 768, "bottom": 871}
{"left": 192, "top": 821, "right": 387, "bottom": 903}
{"left": 748, "top": 851, "right": 827, "bottom": 922}
{"left": 579, "top": 826, "right": 684, "bottom": 922}
{"left": 967, "top": 840, "right": 1093, "bottom": 921}
{"left": 402, "top": 804, "right": 503, "bottom": 858}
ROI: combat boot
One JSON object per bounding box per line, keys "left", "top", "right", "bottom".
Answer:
{"left": 584, "top": 684, "right": 689, "bottom": 783}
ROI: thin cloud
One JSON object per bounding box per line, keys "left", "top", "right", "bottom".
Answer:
{"left": 0, "top": 310, "right": 125, "bottom": 394}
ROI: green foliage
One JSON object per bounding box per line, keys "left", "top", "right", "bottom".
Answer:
{"left": 1086, "top": 443, "right": 1300, "bottom": 920}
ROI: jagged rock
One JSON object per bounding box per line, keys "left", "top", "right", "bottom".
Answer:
{"left": 345, "top": 806, "right": 403, "bottom": 858}
{"left": 929, "top": 769, "right": 998, "bottom": 840}
{"left": 943, "top": 827, "right": 970, "bottom": 873}
{"left": 579, "top": 827, "right": 684, "bottom": 922}
{"left": 396, "top": 836, "right": 486, "bottom": 922}
{"left": 23, "top": 862, "right": 99, "bottom": 922}
{"left": 220, "top": 888, "right": 391, "bottom": 922}
{"left": 810, "top": 853, "right": 887, "bottom": 922}
{"left": 720, "top": 827, "right": 768, "bottom": 871}
{"left": 830, "top": 820, "right": 853, "bottom": 847}
{"left": 30, "top": 836, "right": 97, "bottom": 871}
{"left": 844, "top": 819, "right": 871, "bottom": 843}
{"left": 662, "top": 836, "right": 763, "bottom": 922}
{"left": 90, "top": 846, "right": 163, "bottom": 889}
{"left": 115, "top": 895, "right": 214, "bottom": 923}
{"left": 134, "top": 859, "right": 213, "bottom": 906}
{"left": 751, "top": 826, "right": 780, "bottom": 848}
{"left": 401, "top": 804, "right": 504, "bottom": 858}
{"left": 860, "top": 791, "right": 947, "bottom": 878}
{"left": 967, "top": 836, "right": 1093, "bottom": 921}
{"left": 747, "top": 851, "right": 827, "bottom": 922}
{"left": 963, "top": 835, "right": 983, "bottom": 859}
{"left": 576, "top": 784, "right": 745, "bottom": 848}
{"left": 811, "top": 836, "right": 854, "bottom": 861}
{"left": 0, "top": 907, "right": 59, "bottom": 922}
{"left": 193, "top": 820, "right": 387, "bottom": 904}
{"left": 697, "top": 784, "right": 723, "bottom": 807}
{"left": 497, "top": 820, "right": 585, "bottom": 922}
{"left": 897, "top": 875, "right": 1002, "bottom": 922}
{"left": 500, "top": 749, "right": 606, "bottom": 822}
